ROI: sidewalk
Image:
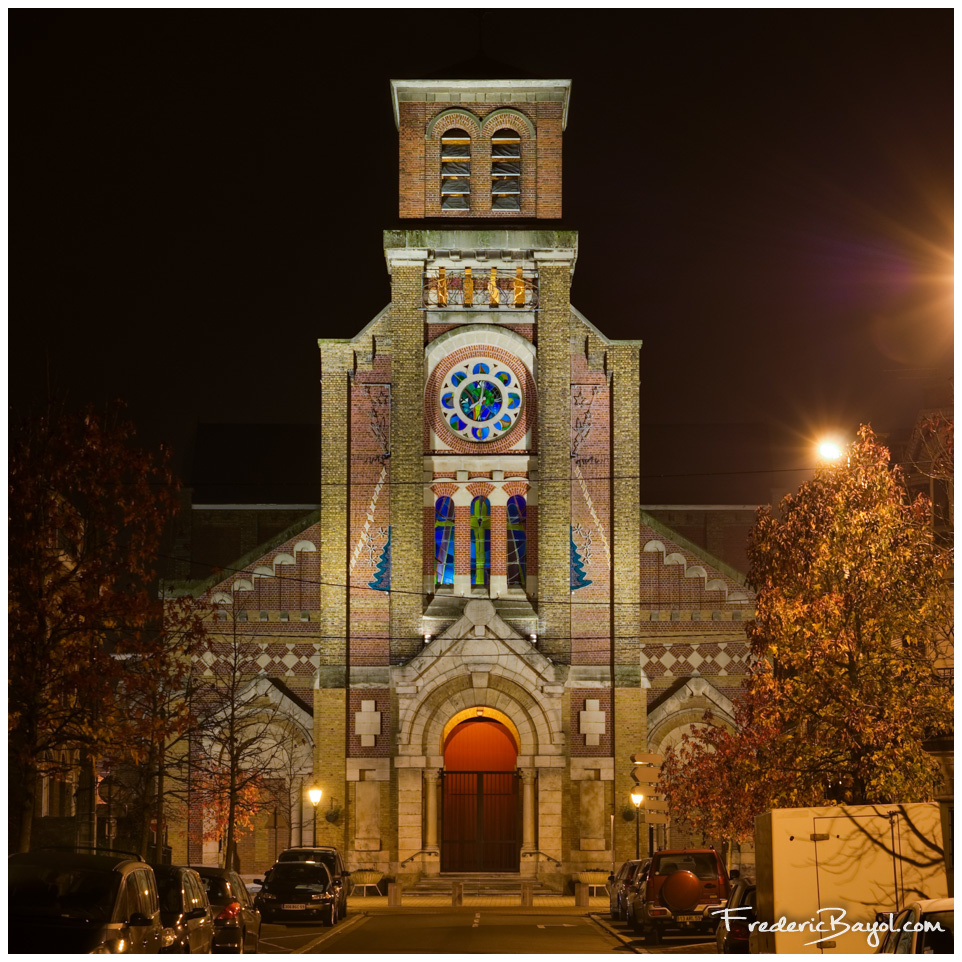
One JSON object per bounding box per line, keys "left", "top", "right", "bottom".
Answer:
{"left": 346, "top": 893, "right": 611, "bottom": 913}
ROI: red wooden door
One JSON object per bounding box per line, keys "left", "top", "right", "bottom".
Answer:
{"left": 441, "top": 720, "right": 520, "bottom": 873}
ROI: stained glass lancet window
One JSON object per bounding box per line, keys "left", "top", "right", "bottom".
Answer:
{"left": 434, "top": 496, "right": 455, "bottom": 588}
{"left": 506, "top": 496, "right": 526, "bottom": 589}
{"left": 470, "top": 497, "right": 491, "bottom": 588}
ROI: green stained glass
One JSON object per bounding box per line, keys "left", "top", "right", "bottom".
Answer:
{"left": 459, "top": 379, "right": 503, "bottom": 422}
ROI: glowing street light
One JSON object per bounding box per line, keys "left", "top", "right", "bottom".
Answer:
{"left": 630, "top": 790, "right": 644, "bottom": 859}
{"left": 309, "top": 786, "right": 322, "bottom": 844}
{"left": 817, "top": 439, "right": 845, "bottom": 461}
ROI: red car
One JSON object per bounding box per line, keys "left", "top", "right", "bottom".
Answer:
{"left": 628, "top": 848, "right": 730, "bottom": 945}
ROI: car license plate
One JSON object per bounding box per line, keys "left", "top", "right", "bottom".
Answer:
{"left": 677, "top": 914, "right": 700, "bottom": 922}
{"left": 283, "top": 903, "right": 306, "bottom": 911}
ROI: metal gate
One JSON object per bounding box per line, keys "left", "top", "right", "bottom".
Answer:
{"left": 441, "top": 771, "right": 520, "bottom": 872}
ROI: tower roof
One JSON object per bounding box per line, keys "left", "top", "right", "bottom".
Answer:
{"left": 390, "top": 78, "right": 572, "bottom": 131}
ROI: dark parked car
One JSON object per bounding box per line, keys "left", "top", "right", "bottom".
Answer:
{"left": 9, "top": 849, "right": 163, "bottom": 954}
{"left": 713, "top": 876, "right": 756, "bottom": 954}
{"left": 255, "top": 861, "right": 338, "bottom": 926}
{"left": 608, "top": 858, "right": 648, "bottom": 922}
{"left": 191, "top": 865, "right": 260, "bottom": 953}
{"left": 151, "top": 863, "right": 214, "bottom": 954}
{"left": 629, "top": 848, "right": 730, "bottom": 944}
{"left": 271, "top": 846, "right": 349, "bottom": 921}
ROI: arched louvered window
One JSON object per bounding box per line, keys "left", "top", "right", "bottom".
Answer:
{"left": 470, "top": 497, "right": 491, "bottom": 588}
{"left": 441, "top": 128, "right": 471, "bottom": 211}
{"left": 491, "top": 128, "right": 521, "bottom": 211}
{"left": 434, "top": 496, "right": 455, "bottom": 588}
{"left": 506, "top": 495, "right": 527, "bottom": 589}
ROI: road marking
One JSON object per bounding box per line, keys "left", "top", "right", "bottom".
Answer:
{"left": 537, "top": 923, "right": 578, "bottom": 928}
{"left": 295, "top": 914, "right": 369, "bottom": 953}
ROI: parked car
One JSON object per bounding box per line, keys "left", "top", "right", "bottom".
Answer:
{"left": 191, "top": 865, "right": 261, "bottom": 953}
{"left": 271, "top": 846, "right": 349, "bottom": 920}
{"left": 254, "top": 860, "right": 338, "bottom": 926}
{"left": 608, "top": 859, "right": 648, "bottom": 921}
{"left": 9, "top": 849, "right": 163, "bottom": 954}
{"left": 151, "top": 863, "right": 214, "bottom": 954}
{"left": 875, "top": 897, "right": 954, "bottom": 953}
{"left": 713, "top": 876, "right": 756, "bottom": 954}
{"left": 629, "top": 848, "right": 729, "bottom": 944}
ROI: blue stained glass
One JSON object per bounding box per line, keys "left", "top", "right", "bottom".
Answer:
{"left": 450, "top": 414, "right": 466, "bottom": 430}
{"left": 507, "top": 496, "right": 526, "bottom": 589}
{"left": 472, "top": 362, "right": 490, "bottom": 374}
{"left": 472, "top": 427, "right": 489, "bottom": 440}
{"left": 434, "top": 497, "right": 455, "bottom": 587}
{"left": 498, "top": 416, "right": 511, "bottom": 430}
{"left": 459, "top": 379, "right": 503, "bottom": 422}
{"left": 507, "top": 393, "right": 521, "bottom": 410}
{"left": 496, "top": 371, "right": 511, "bottom": 386}
{"left": 441, "top": 392, "right": 454, "bottom": 409}
{"left": 451, "top": 371, "right": 466, "bottom": 386}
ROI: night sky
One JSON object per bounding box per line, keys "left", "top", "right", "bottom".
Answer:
{"left": 10, "top": 9, "right": 954, "bottom": 506}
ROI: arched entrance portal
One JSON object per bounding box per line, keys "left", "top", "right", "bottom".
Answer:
{"left": 441, "top": 718, "right": 519, "bottom": 872}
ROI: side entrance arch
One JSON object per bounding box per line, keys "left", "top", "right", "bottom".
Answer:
{"left": 441, "top": 717, "right": 519, "bottom": 872}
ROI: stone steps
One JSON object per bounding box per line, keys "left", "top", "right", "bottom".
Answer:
{"left": 406, "top": 873, "right": 556, "bottom": 897}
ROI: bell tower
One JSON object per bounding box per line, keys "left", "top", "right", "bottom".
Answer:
{"left": 392, "top": 78, "right": 570, "bottom": 220}
{"left": 316, "top": 75, "right": 647, "bottom": 886}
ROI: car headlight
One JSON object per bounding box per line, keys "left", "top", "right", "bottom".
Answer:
{"left": 161, "top": 928, "right": 177, "bottom": 948}
{"left": 89, "top": 939, "right": 127, "bottom": 954}
{"left": 258, "top": 892, "right": 278, "bottom": 901}
{"left": 310, "top": 892, "right": 333, "bottom": 901}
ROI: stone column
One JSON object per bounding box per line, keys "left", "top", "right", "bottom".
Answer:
{"left": 424, "top": 768, "right": 440, "bottom": 851}
{"left": 521, "top": 769, "right": 536, "bottom": 850}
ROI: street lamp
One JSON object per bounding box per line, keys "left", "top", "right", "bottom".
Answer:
{"left": 630, "top": 790, "right": 644, "bottom": 859}
{"left": 817, "top": 437, "right": 845, "bottom": 461}
{"left": 308, "top": 787, "right": 322, "bottom": 844}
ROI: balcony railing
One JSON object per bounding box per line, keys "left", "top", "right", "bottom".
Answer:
{"left": 423, "top": 268, "right": 538, "bottom": 310}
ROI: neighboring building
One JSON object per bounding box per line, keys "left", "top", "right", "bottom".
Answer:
{"left": 166, "top": 77, "right": 756, "bottom": 885}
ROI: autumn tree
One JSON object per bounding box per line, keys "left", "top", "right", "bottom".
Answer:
{"left": 110, "top": 596, "right": 210, "bottom": 859}
{"left": 659, "top": 689, "right": 797, "bottom": 866}
{"left": 9, "top": 401, "right": 178, "bottom": 852}
{"left": 189, "top": 607, "right": 299, "bottom": 869}
{"left": 745, "top": 425, "right": 952, "bottom": 805}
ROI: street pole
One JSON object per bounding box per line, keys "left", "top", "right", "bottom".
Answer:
{"left": 630, "top": 791, "right": 644, "bottom": 860}
{"left": 308, "top": 787, "right": 322, "bottom": 846}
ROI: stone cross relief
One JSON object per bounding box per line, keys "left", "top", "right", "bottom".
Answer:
{"left": 355, "top": 699, "right": 382, "bottom": 748}
{"left": 579, "top": 698, "right": 606, "bottom": 747}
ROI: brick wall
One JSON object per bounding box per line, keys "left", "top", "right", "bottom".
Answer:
{"left": 389, "top": 263, "right": 426, "bottom": 663}
{"left": 398, "top": 101, "right": 563, "bottom": 219}
{"left": 536, "top": 264, "right": 572, "bottom": 662}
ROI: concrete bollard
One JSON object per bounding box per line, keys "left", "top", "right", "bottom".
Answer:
{"left": 387, "top": 882, "right": 401, "bottom": 906}
{"left": 452, "top": 880, "right": 463, "bottom": 906}
{"left": 521, "top": 881, "right": 534, "bottom": 906}
{"left": 574, "top": 882, "right": 589, "bottom": 907}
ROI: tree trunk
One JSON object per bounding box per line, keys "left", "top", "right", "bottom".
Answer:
{"left": 17, "top": 759, "right": 37, "bottom": 853}
{"left": 154, "top": 738, "right": 166, "bottom": 864}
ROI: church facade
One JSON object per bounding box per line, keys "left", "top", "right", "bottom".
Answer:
{"left": 170, "top": 79, "right": 755, "bottom": 885}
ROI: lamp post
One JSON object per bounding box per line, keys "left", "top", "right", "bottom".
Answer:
{"left": 308, "top": 787, "right": 322, "bottom": 845}
{"left": 630, "top": 791, "right": 644, "bottom": 859}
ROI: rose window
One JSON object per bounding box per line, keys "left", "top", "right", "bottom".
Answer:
{"left": 439, "top": 358, "right": 523, "bottom": 442}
